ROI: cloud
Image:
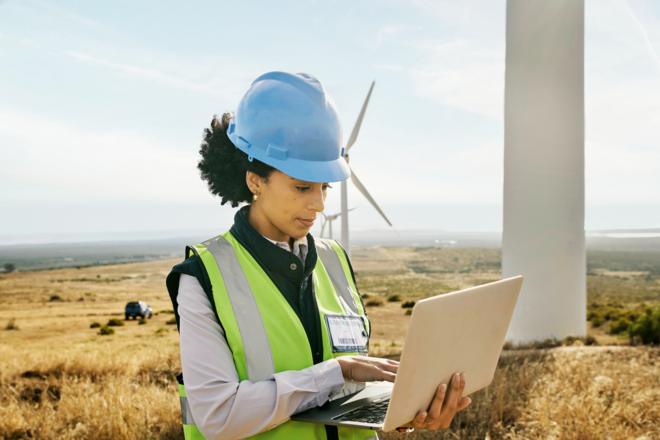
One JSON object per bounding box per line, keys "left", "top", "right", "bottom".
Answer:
{"left": 585, "top": 0, "right": 660, "bottom": 204}
{"left": 621, "top": 0, "right": 660, "bottom": 73}
{"left": 62, "top": 50, "right": 233, "bottom": 98}
{"left": 343, "top": 138, "right": 504, "bottom": 206}
{"left": 372, "top": 63, "right": 405, "bottom": 72}
{"left": 11, "top": 0, "right": 104, "bottom": 30}
{"left": 0, "top": 107, "right": 209, "bottom": 204}
{"left": 408, "top": 39, "right": 504, "bottom": 119}
{"left": 399, "top": 1, "right": 506, "bottom": 120}
{"left": 375, "top": 24, "right": 422, "bottom": 47}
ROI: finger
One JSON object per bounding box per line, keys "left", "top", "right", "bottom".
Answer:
{"left": 369, "top": 357, "right": 399, "bottom": 370}
{"left": 361, "top": 358, "right": 398, "bottom": 377}
{"left": 411, "top": 410, "right": 427, "bottom": 429}
{"left": 351, "top": 356, "right": 371, "bottom": 365}
{"left": 378, "top": 369, "right": 397, "bottom": 382}
{"left": 457, "top": 396, "right": 472, "bottom": 412}
{"left": 377, "top": 361, "right": 399, "bottom": 374}
{"left": 441, "top": 372, "right": 463, "bottom": 415}
{"left": 427, "top": 383, "right": 447, "bottom": 420}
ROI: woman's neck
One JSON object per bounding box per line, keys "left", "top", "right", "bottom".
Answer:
{"left": 247, "top": 204, "right": 292, "bottom": 245}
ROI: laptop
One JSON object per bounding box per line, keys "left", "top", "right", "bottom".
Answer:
{"left": 292, "top": 275, "right": 523, "bottom": 432}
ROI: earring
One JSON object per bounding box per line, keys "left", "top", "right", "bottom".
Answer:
{"left": 253, "top": 193, "right": 259, "bottom": 202}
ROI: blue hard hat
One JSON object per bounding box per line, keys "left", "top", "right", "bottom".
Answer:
{"left": 227, "top": 71, "right": 350, "bottom": 183}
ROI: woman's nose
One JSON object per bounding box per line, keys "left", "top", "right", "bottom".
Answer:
{"left": 308, "top": 186, "right": 326, "bottom": 212}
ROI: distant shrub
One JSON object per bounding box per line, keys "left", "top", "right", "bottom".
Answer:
{"left": 155, "top": 327, "right": 168, "bottom": 335}
{"left": 505, "top": 338, "right": 562, "bottom": 350}
{"left": 533, "top": 338, "right": 562, "bottom": 349}
{"left": 628, "top": 306, "right": 660, "bottom": 345}
{"left": 387, "top": 295, "right": 401, "bottom": 302}
{"left": 107, "top": 318, "right": 124, "bottom": 327}
{"left": 609, "top": 318, "right": 631, "bottom": 335}
{"left": 404, "top": 309, "right": 412, "bottom": 316}
{"left": 401, "top": 301, "right": 416, "bottom": 309}
{"left": 365, "top": 298, "right": 383, "bottom": 307}
{"left": 138, "top": 318, "right": 147, "bottom": 325}
{"left": 3, "top": 263, "right": 16, "bottom": 273}
{"left": 166, "top": 318, "right": 177, "bottom": 325}
{"left": 603, "top": 308, "right": 621, "bottom": 321}
{"left": 157, "top": 310, "right": 175, "bottom": 315}
{"left": 585, "top": 335, "right": 598, "bottom": 346}
{"left": 361, "top": 293, "right": 370, "bottom": 300}
{"left": 49, "top": 294, "right": 63, "bottom": 302}
{"left": 98, "top": 325, "right": 114, "bottom": 336}
{"left": 559, "top": 335, "right": 598, "bottom": 346}
{"left": 591, "top": 316, "right": 603, "bottom": 328}
{"left": 89, "top": 322, "right": 101, "bottom": 329}
{"left": 5, "top": 318, "right": 19, "bottom": 331}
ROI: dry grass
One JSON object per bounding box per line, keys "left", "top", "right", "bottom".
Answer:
{"left": 1, "top": 248, "right": 658, "bottom": 439}
{"left": 381, "top": 346, "right": 659, "bottom": 439}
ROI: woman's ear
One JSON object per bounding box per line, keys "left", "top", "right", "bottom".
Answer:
{"left": 245, "top": 171, "right": 263, "bottom": 196}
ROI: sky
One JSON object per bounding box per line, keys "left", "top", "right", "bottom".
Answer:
{"left": 1, "top": 0, "right": 659, "bottom": 244}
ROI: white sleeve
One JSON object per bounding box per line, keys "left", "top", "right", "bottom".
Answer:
{"left": 177, "top": 274, "right": 345, "bottom": 440}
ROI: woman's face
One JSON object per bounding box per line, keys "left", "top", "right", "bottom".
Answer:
{"left": 246, "top": 170, "right": 331, "bottom": 242}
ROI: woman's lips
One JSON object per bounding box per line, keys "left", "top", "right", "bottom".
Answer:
{"left": 297, "top": 218, "right": 315, "bottom": 228}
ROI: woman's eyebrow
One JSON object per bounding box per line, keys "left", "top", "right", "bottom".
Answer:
{"left": 291, "top": 178, "right": 314, "bottom": 185}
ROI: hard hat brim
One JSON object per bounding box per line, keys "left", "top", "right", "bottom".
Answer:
{"left": 259, "top": 152, "right": 351, "bottom": 183}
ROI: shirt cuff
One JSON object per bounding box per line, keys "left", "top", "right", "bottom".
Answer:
{"left": 311, "top": 358, "right": 345, "bottom": 407}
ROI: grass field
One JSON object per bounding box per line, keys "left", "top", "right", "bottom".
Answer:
{"left": 1, "top": 247, "right": 658, "bottom": 439}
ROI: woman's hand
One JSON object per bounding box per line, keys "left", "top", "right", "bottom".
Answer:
{"left": 336, "top": 355, "right": 399, "bottom": 382}
{"left": 409, "top": 372, "right": 472, "bottom": 431}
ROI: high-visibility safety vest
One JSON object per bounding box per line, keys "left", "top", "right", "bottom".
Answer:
{"left": 177, "top": 231, "right": 378, "bottom": 440}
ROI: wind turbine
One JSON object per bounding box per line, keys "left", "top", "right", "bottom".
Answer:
{"left": 321, "top": 208, "right": 356, "bottom": 239}
{"left": 340, "top": 81, "right": 393, "bottom": 255}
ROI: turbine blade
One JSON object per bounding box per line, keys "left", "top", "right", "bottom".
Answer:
{"left": 345, "top": 81, "right": 375, "bottom": 152}
{"left": 350, "top": 169, "right": 392, "bottom": 226}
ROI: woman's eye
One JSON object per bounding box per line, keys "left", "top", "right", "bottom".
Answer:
{"left": 322, "top": 184, "right": 332, "bottom": 190}
{"left": 296, "top": 186, "right": 311, "bottom": 192}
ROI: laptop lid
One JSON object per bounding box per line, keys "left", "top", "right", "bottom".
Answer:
{"left": 382, "top": 275, "right": 523, "bottom": 431}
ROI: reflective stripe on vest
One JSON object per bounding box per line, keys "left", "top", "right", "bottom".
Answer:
{"left": 204, "top": 236, "right": 275, "bottom": 381}
{"left": 178, "top": 233, "right": 375, "bottom": 439}
{"left": 315, "top": 239, "right": 370, "bottom": 334}
{"left": 178, "top": 385, "right": 195, "bottom": 425}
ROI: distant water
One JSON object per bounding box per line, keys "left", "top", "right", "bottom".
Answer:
{"left": 592, "top": 232, "right": 660, "bottom": 238}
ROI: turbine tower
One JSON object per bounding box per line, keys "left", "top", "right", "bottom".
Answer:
{"left": 340, "top": 81, "right": 392, "bottom": 255}
{"left": 503, "top": 0, "right": 586, "bottom": 343}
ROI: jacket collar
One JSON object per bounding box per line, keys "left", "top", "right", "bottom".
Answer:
{"left": 229, "top": 205, "right": 318, "bottom": 283}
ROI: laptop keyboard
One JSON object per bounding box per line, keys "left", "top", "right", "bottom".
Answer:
{"left": 333, "top": 398, "right": 390, "bottom": 425}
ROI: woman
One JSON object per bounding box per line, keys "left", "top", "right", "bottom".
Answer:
{"left": 166, "top": 71, "right": 471, "bottom": 440}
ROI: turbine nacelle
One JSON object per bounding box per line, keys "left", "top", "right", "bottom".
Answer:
{"left": 320, "top": 208, "right": 356, "bottom": 239}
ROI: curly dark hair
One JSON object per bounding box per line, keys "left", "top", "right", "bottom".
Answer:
{"left": 197, "top": 113, "right": 275, "bottom": 207}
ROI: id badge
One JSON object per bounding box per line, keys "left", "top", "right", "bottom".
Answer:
{"left": 325, "top": 314, "right": 369, "bottom": 353}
